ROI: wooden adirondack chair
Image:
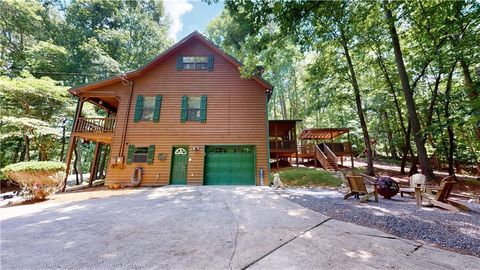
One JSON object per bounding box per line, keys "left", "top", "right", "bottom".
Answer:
{"left": 400, "top": 173, "right": 426, "bottom": 197}
{"left": 422, "top": 176, "right": 470, "bottom": 212}
{"left": 344, "top": 173, "right": 378, "bottom": 203}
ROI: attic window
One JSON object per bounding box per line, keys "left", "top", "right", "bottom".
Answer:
{"left": 177, "top": 56, "right": 214, "bottom": 71}
{"left": 183, "top": 56, "right": 207, "bottom": 70}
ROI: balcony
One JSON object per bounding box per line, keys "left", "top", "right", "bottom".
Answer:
{"left": 73, "top": 117, "right": 115, "bottom": 143}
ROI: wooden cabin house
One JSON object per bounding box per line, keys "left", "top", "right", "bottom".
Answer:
{"left": 65, "top": 31, "right": 273, "bottom": 186}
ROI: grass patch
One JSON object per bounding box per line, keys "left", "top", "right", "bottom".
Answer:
{"left": 270, "top": 167, "right": 341, "bottom": 188}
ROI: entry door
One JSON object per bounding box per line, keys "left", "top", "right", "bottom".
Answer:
{"left": 170, "top": 147, "right": 188, "bottom": 185}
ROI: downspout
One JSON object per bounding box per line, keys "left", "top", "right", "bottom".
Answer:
{"left": 266, "top": 89, "right": 272, "bottom": 184}
{"left": 120, "top": 81, "right": 134, "bottom": 157}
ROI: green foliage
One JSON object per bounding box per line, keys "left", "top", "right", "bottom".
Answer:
{"left": 1, "top": 161, "right": 66, "bottom": 174}
{"left": 270, "top": 167, "right": 342, "bottom": 187}
{"left": 209, "top": 0, "right": 480, "bottom": 174}
{"left": 1, "top": 161, "right": 66, "bottom": 200}
{"left": 0, "top": 0, "right": 172, "bottom": 171}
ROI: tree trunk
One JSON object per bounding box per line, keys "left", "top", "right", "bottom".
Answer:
{"left": 340, "top": 33, "right": 374, "bottom": 176}
{"left": 460, "top": 59, "right": 477, "bottom": 99}
{"left": 12, "top": 139, "right": 22, "bottom": 163}
{"left": 383, "top": 111, "right": 398, "bottom": 159}
{"left": 23, "top": 134, "right": 30, "bottom": 161}
{"left": 75, "top": 139, "right": 83, "bottom": 185}
{"left": 383, "top": 1, "right": 435, "bottom": 180}
{"left": 409, "top": 157, "right": 419, "bottom": 176}
{"left": 444, "top": 62, "right": 456, "bottom": 175}
{"left": 279, "top": 93, "right": 288, "bottom": 120}
{"left": 60, "top": 118, "right": 67, "bottom": 161}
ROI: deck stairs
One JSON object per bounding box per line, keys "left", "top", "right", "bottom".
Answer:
{"left": 315, "top": 144, "right": 339, "bottom": 171}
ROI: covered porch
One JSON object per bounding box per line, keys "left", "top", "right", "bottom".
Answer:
{"left": 63, "top": 92, "right": 119, "bottom": 189}
{"left": 269, "top": 120, "right": 302, "bottom": 169}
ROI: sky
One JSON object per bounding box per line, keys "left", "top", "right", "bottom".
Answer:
{"left": 163, "top": 0, "right": 224, "bottom": 41}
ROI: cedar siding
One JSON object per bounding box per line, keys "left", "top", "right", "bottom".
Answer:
{"left": 70, "top": 33, "right": 270, "bottom": 186}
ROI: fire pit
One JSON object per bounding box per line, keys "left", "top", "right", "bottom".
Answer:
{"left": 376, "top": 177, "right": 399, "bottom": 199}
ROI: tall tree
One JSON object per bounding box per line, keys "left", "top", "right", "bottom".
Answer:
{"left": 382, "top": 0, "right": 436, "bottom": 180}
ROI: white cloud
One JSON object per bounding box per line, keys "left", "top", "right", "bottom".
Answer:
{"left": 164, "top": 0, "right": 193, "bottom": 41}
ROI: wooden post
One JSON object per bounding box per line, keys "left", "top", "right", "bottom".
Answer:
{"left": 294, "top": 127, "right": 299, "bottom": 167}
{"left": 276, "top": 153, "right": 279, "bottom": 170}
{"left": 62, "top": 98, "right": 85, "bottom": 191}
{"left": 414, "top": 186, "right": 422, "bottom": 208}
{"left": 347, "top": 130, "right": 354, "bottom": 169}
{"left": 89, "top": 142, "right": 101, "bottom": 187}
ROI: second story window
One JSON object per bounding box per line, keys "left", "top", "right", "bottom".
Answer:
{"left": 133, "top": 95, "right": 162, "bottom": 123}
{"left": 141, "top": 96, "right": 156, "bottom": 121}
{"left": 177, "top": 55, "right": 214, "bottom": 71}
{"left": 181, "top": 96, "right": 207, "bottom": 123}
{"left": 187, "top": 96, "right": 201, "bottom": 121}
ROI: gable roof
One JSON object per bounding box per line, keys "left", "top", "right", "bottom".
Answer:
{"left": 69, "top": 31, "right": 273, "bottom": 94}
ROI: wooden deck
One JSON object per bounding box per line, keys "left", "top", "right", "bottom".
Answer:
{"left": 72, "top": 117, "right": 115, "bottom": 143}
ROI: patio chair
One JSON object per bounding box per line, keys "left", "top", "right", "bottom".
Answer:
{"left": 400, "top": 173, "right": 426, "bottom": 197}
{"left": 421, "top": 176, "right": 470, "bottom": 212}
{"left": 344, "top": 172, "right": 378, "bottom": 203}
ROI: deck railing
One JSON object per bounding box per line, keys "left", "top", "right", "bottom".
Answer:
{"left": 270, "top": 140, "right": 297, "bottom": 151}
{"left": 322, "top": 143, "right": 339, "bottom": 170}
{"left": 75, "top": 117, "right": 115, "bottom": 133}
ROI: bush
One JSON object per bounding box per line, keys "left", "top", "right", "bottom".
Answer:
{"left": 1, "top": 161, "right": 66, "bottom": 200}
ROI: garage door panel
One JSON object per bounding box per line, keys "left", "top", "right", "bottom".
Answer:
{"left": 205, "top": 145, "right": 255, "bottom": 185}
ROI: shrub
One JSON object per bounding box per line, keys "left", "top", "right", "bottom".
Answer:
{"left": 1, "top": 161, "right": 66, "bottom": 200}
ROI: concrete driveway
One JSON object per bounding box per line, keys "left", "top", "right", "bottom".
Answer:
{"left": 1, "top": 186, "right": 479, "bottom": 270}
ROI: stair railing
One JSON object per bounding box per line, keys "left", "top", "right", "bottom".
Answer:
{"left": 322, "top": 143, "right": 339, "bottom": 170}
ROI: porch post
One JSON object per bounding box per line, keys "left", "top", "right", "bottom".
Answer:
{"left": 293, "top": 125, "right": 299, "bottom": 167}
{"left": 348, "top": 130, "right": 354, "bottom": 169}
{"left": 89, "top": 142, "right": 101, "bottom": 187}
{"left": 62, "top": 98, "right": 85, "bottom": 191}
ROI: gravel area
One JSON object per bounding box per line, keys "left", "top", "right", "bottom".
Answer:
{"left": 281, "top": 188, "right": 480, "bottom": 257}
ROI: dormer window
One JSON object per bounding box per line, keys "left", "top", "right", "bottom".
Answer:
{"left": 177, "top": 55, "right": 214, "bottom": 71}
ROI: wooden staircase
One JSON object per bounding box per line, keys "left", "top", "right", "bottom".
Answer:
{"left": 315, "top": 144, "right": 339, "bottom": 171}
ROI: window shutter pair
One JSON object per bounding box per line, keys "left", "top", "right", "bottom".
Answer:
{"left": 133, "top": 95, "right": 162, "bottom": 122}
{"left": 127, "top": 145, "right": 135, "bottom": 164}
{"left": 126, "top": 144, "right": 155, "bottom": 164}
{"left": 200, "top": 95, "right": 207, "bottom": 123}
{"left": 147, "top": 145, "right": 155, "bottom": 165}
{"left": 176, "top": 55, "right": 214, "bottom": 71}
{"left": 180, "top": 95, "right": 207, "bottom": 123}
{"left": 153, "top": 96, "right": 162, "bottom": 122}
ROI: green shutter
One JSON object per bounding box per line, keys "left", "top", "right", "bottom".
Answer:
{"left": 127, "top": 145, "right": 135, "bottom": 164}
{"left": 200, "top": 95, "right": 207, "bottom": 123}
{"left": 133, "top": 95, "right": 144, "bottom": 123}
{"left": 207, "top": 56, "right": 214, "bottom": 71}
{"left": 147, "top": 145, "right": 155, "bottom": 165}
{"left": 180, "top": 96, "right": 188, "bottom": 123}
{"left": 153, "top": 95, "right": 162, "bottom": 123}
{"left": 176, "top": 56, "right": 183, "bottom": 71}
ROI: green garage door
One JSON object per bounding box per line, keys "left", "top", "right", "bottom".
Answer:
{"left": 205, "top": 145, "right": 256, "bottom": 185}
